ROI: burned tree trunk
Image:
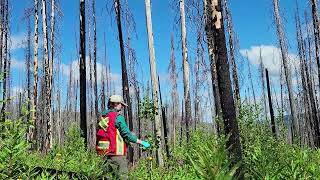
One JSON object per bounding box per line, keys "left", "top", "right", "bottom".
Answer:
{"left": 304, "top": 9, "right": 320, "bottom": 147}
{"left": 273, "top": 0, "right": 299, "bottom": 141}
{"left": 295, "top": 4, "right": 317, "bottom": 147}
{"left": 224, "top": 0, "right": 240, "bottom": 108}
{"left": 204, "top": 0, "right": 223, "bottom": 134}
{"left": 158, "top": 76, "right": 170, "bottom": 159}
{"left": 310, "top": 0, "right": 320, "bottom": 96}
{"left": 31, "top": 0, "right": 39, "bottom": 147}
{"left": 26, "top": 14, "right": 32, "bottom": 126}
{"left": 92, "top": 0, "right": 99, "bottom": 126}
{"left": 266, "top": 69, "right": 276, "bottom": 138}
{"left": 1, "top": 0, "right": 8, "bottom": 121}
{"left": 115, "top": 0, "right": 134, "bottom": 163}
{"left": 205, "top": 0, "right": 243, "bottom": 178}
{"left": 41, "top": 0, "right": 53, "bottom": 151}
{"left": 79, "top": 0, "right": 87, "bottom": 147}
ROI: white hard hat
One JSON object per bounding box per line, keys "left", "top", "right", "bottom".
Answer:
{"left": 109, "top": 95, "right": 128, "bottom": 106}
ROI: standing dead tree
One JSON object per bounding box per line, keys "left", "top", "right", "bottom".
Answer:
{"left": 179, "top": 0, "right": 192, "bottom": 143}
{"left": 205, "top": 0, "right": 244, "bottom": 178}
{"left": 92, "top": 0, "right": 99, "bottom": 131}
{"left": 223, "top": 0, "right": 240, "bottom": 108}
{"left": 41, "top": 0, "right": 53, "bottom": 151}
{"left": 273, "top": 0, "right": 299, "bottom": 142}
{"left": 31, "top": 0, "right": 39, "bottom": 148}
{"left": 124, "top": 0, "right": 141, "bottom": 160}
{"left": 168, "top": 34, "right": 179, "bottom": 146}
{"left": 114, "top": 0, "right": 134, "bottom": 163}
{"left": 25, "top": 12, "right": 32, "bottom": 127}
{"left": 310, "top": 0, "right": 320, "bottom": 95}
{"left": 266, "top": 69, "right": 277, "bottom": 138}
{"left": 1, "top": 0, "right": 9, "bottom": 122}
{"left": 79, "top": 0, "right": 87, "bottom": 147}
{"left": 204, "top": 0, "right": 223, "bottom": 134}
{"left": 144, "top": 0, "right": 164, "bottom": 167}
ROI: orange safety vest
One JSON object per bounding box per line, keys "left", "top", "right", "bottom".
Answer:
{"left": 96, "top": 111, "right": 127, "bottom": 156}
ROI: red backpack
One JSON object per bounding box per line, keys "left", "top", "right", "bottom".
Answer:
{"left": 96, "top": 111, "right": 127, "bottom": 156}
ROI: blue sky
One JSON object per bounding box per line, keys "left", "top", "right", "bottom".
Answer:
{"left": 8, "top": 0, "right": 310, "bottom": 115}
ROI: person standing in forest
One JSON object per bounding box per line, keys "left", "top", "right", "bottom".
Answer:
{"left": 96, "top": 95, "right": 151, "bottom": 179}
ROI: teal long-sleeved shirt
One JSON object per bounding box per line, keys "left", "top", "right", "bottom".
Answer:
{"left": 101, "top": 109, "right": 138, "bottom": 143}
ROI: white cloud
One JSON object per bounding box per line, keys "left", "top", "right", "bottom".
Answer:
{"left": 61, "top": 56, "right": 120, "bottom": 85}
{"left": 240, "top": 45, "right": 299, "bottom": 76}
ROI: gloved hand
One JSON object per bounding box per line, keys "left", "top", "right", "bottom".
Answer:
{"left": 141, "top": 140, "right": 151, "bottom": 149}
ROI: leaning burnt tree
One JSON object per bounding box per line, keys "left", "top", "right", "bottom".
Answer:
{"left": 310, "top": 0, "right": 320, "bottom": 94}
{"left": 296, "top": 1, "right": 319, "bottom": 147}
{"left": 144, "top": 0, "right": 164, "bottom": 167}
{"left": 79, "top": 0, "right": 87, "bottom": 147}
{"left": 273, "top": 0, "right": 298, "bottom": 143}
{"left": 114, "top": 0, "right": 134, "bottom": 163}
{"left": 205, "top": 0, "right": 243, "bottom": 178}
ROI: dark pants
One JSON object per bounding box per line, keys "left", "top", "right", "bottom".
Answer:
{"left": 106, "top": 156, "right": 128, "bottom": 180}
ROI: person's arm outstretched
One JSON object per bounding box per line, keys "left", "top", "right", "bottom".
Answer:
{"left": 115, "top": 115, "right": 150, "bottom": 148}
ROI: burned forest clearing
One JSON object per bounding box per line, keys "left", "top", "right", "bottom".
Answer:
{"left": 1, "top": 0, "right": 320, "bottom": 179}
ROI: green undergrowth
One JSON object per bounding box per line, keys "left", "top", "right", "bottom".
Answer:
{"left": 0, "top": 116, "right": 112, "bottom": 179}
{"left": 2, "top": 103, "right": 320, "bottom": 179}
{"left": 130, "top": 104, "right": 320, "bottom": 180}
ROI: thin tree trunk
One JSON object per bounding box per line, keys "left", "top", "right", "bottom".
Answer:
{"left": 26, "top": 14, "right": 32, "bottom": 141}
{"left": 179, "top": 0, "right": 191, "bottom": 143}
{"left": 1, "top": 0, "right": 8, "bottom": 122}
{"left": 31, "top": 0, "right": 39, "bottom": 148}
{"left": 168, "top": 34, "right": 179, "bottom": 147}
{"left": 41, "top": 0, "right": 53, "bottom": 151}
{"left": 79, "top": 0, "right": 87, "bottom": 147}
{"left": 205, "top": 0, "right": 243, "bottom": 178}
{"left": 92, "top": 0, "right": 98, "bottom": 130}
{"left": 310, "top": 0, "right": 320, "bottom": 98}
{"left": 204, "top": 0, "right": 223, "bottom": 135}
{"left": 158, "top": 76, "right": 170, "bottom": 159}
{"left": 295, "top": 4, "right": 316, "bottom": 147}
{"left": 115, "top": 0, "right": 134, "bottom": 164}
{"left": 273, "top": 0, "right": 299, "bottom": 141}
{"left": 266, "top": 69, "right": 276, "bottom": 138}
{"left": 144, "top": 0, "right": 164, "bottom": 167}
{"left": 180, "top": 100, "right": 184, "bottom": 147}
{"left": 0, "top": 0, "right": 3, "bottom": 75}
{"left": 224, "top": 0, "right": 240, "bottom": 108}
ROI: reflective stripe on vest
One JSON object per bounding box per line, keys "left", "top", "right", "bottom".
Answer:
{"left": 99, "top": 117, "right": 109, "bottom": 130}
{"left": 116, "top": 129, "right": 125, "bottom": 155}
{"left": 97, "top": 140, "right": 110, "bottom": 150}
